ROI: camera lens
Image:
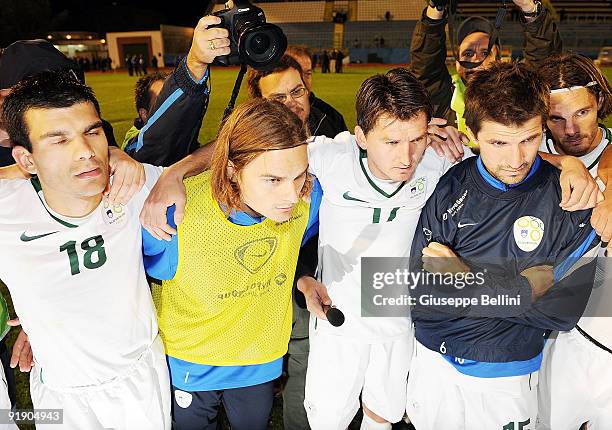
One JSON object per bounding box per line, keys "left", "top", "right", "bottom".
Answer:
{"left": 239, "top": 23, "right": 287, "bottom": 70}
{"left": 250, "top": 33, "right": 271, "bottom": 55}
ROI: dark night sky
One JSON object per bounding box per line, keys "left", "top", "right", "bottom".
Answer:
{"left": 47, "top": 0, "right": 216, "bottom": 30}
{"left": 0, "top": 0, "right": 220, "bottom": 46}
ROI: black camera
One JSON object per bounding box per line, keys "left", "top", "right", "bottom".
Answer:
{"left": 211, "top": 0, "right": 287, "bottom": 70}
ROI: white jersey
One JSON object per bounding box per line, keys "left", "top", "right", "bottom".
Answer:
{"left": 308, "top": 131, "right": 453, "bottom": 341}
{"left": 0, "top": 164, "right": 162, "bottom": 388}
{"left": 540, "top": 126, "right": 612, "bottom": 348}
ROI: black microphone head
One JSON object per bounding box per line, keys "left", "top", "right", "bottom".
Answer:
{"left": 325, "top": 307, "right": 345, "bottom": 327}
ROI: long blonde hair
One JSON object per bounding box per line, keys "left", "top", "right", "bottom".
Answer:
{"left": 211, "top": 98, "right": 311, "bottom": 213}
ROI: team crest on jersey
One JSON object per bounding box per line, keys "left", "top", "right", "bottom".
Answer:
{"left": 513, "top": 216, "right": 544, "bottom": 252}
{"left": 408, "top": 176, "right": 426, "bottom": 199}
{"left": 101, "top": 198, "right": 128, "bottom": 228}
{"left": 234, "top": 237, "right": 278, "bottom": 274}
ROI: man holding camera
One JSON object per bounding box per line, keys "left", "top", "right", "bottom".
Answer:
{"left": 410, "top": 0, "right": 561, "bottom": 144}
{"left": 124, "top": 15, "right": 230, "bottom": 166}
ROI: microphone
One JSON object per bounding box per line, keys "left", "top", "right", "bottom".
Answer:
{"left": 323, "top": 304, "right": 345, "bottom": 327}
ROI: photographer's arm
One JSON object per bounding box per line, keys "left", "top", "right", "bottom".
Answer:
{"left": 518, "top": 0, "right": 563, "bottom": 69}
{"left": 410, "top": 4, "right": 454, "bottom": 122}
{"left": 125, "top": 16, "right": 230, "bottom": 166}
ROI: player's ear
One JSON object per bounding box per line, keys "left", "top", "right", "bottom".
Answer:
{"left": 466, "top": 127, "right": 477, "bottom": 145}
{"left": 354, "top": 126, "right": 367, "bottom": 150}
{"left": 226, "top": 160, "right": 236, "bottom": 182}
{"left": 12, "top": 146, "right": 37, "bottom": 175}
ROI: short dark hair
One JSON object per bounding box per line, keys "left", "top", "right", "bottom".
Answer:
{"left": 135, "top": 71, "right": 167, "bottom": 112}
{"left": 1, "top": 70, "right": 100, "bottom": 152}
{"left": 465, "top": 61, "right": 549, "bottom": 137}
{"left": 286, "top": 45, "right": 312, "bottom": 63}
{"left": 356, "top": 68, "right": 432, "bottom": 135}
{"left": 246, "top": 55, "right": 304, "bottom": 98}
{"left": 539, "top": 53, "right": 612, "bottom": 120}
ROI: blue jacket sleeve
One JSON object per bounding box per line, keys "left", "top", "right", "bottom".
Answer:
{"left": 142, "top": 205, "right": 179, "bottom": 280}
{"left": 125, "top": 59, "right": 210, "bottom": 167}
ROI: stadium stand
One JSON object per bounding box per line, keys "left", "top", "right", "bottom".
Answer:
{"left": 276, "top": 22, "right": 336, "bottom": 48}
{"left": 247, "top": 0, "right": 611, "bottom": 60}
{"left": 255, "top": 1, "right": 326, "bottom": 22}
{"left": 353, "top": 0, "right": 422, "bottom": 21}
{"left": 344, "top": 21, "right": 416, "bottom": 49}
{"left": 552, "top": 0, "right": 612, "bottom": 22}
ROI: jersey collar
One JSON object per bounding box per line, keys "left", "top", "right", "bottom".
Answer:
{"left": 358, "top": 149, "right": 407, "bottom": 198}
{"left": 30, "top": 176, "right": 79, "bottom": 228}
{"left": 476, "top": 155, "right": 541, "bottom": 192}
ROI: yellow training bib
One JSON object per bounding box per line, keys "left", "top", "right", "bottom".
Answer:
{"left": 154, "top": 171, "right": 309, "bottom": 366}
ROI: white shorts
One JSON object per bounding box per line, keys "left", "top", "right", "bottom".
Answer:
{"left": 304, "top": 330, "right": 412, "bottom": 430}
{"left": 537, "top": 329, "right": 612, "bottom": 430}
{"left": 30, "top": 335, "right": 171, "bottom": 430}
{"left": 406, "top": 340, "right": 538, "bottom": 430}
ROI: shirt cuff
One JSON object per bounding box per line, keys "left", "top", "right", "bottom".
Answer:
{"left": 185, "top": 57, "right": 210, "bottom": 84}
{"left": 175, "top": 58, "right": 210, "bottom": 96}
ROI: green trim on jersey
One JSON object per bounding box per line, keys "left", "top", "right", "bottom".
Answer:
{"left": 30, "top": 177, "right": 78, "bottom": 229}
{"left": 358, "top": 149, "right": 407, "bottom": 198}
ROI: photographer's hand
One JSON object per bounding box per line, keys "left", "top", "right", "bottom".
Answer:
{"left": 187, "top": 16, "right": 231, "bottom": 81}
{"left": 512, "top": 0, "right": 537, "bottom": 13}
{"left": 426, "top": 3, "right": 445, "bottom": 20}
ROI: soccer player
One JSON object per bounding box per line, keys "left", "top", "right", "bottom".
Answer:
{"left": 537, "top": 53, "right": 612, "bottom": 430}
{"left": 295, "top": 68, "right": 452, "bottom": 430}
{"left": 0, "top": 72, "right": 171, "bottom": 429}
{"left": 407, "top": 61, "right": 601, "bottom": 429}
{"left": 142, "top": 98, "right": 321, "bottom": 430}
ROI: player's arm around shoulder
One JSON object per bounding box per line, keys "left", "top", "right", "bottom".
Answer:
{"left": 307, "top": 131, "right": 353, "bottom": 178}
{"left": 592, "top": 145, "right": 612, "bottom": 244}
{"left": 106, "top": 146, "right": 147, "bottom": 205}
{"left": 540, "top": 153, "right": 602, "bottom": 211}
{"left": 141, "top": 203, "right": 179, "bottom": 281}
{"left": 140, "top": 145, "right": 213, "bottom": 241}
